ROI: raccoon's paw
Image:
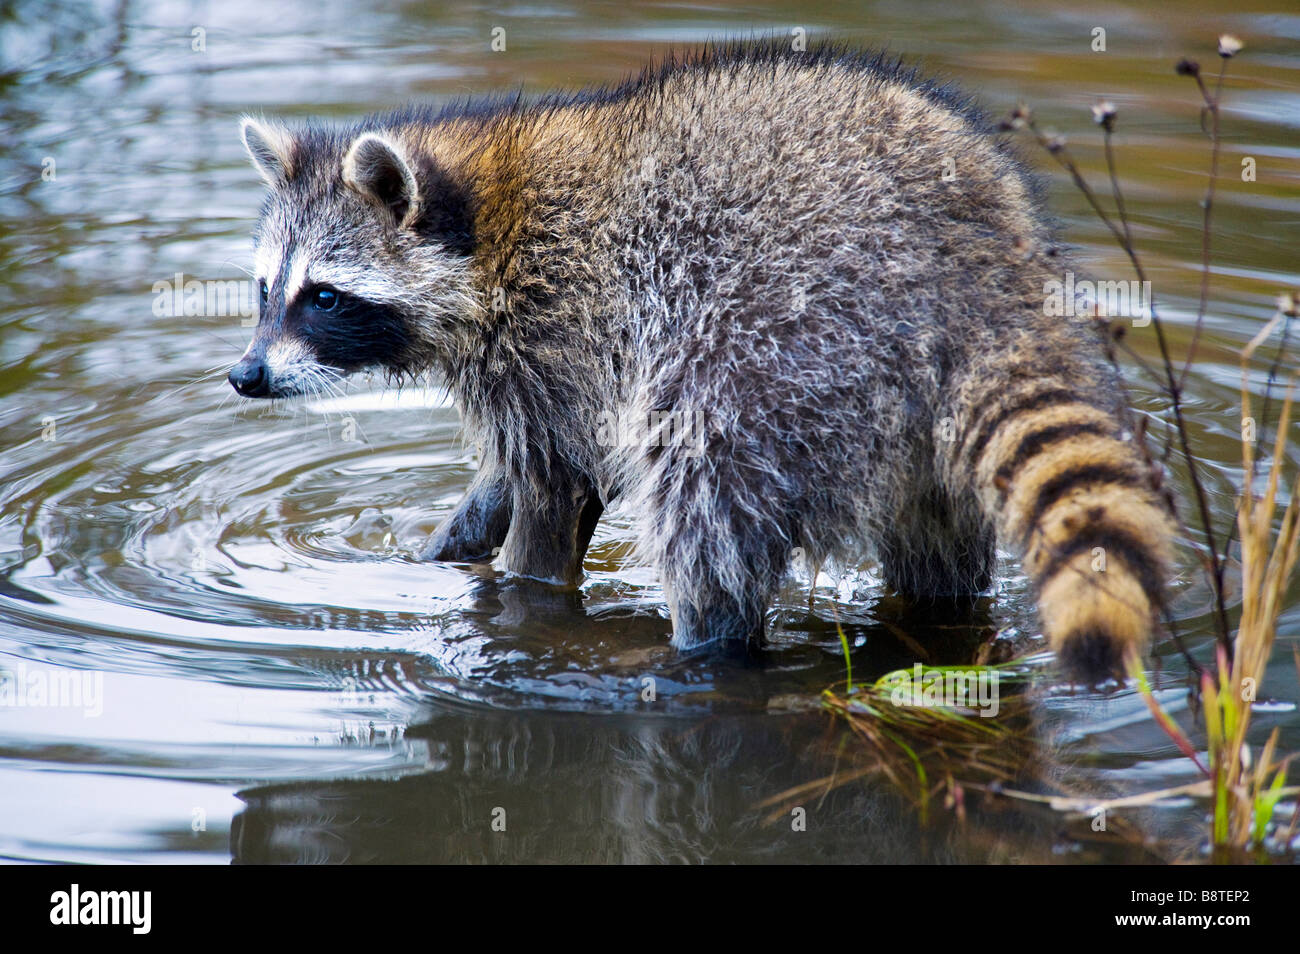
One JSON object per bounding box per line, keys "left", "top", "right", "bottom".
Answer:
{"left": 421, "top": 476, "right": 512, "bottom": 564}
{"left": 666, "top": 589, "right": 764, "bottom": 657}
{"left": 421, "top": 524, "right": 498, "bottom": 563}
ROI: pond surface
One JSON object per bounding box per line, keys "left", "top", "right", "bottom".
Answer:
{"left": 1, "top": 0, "right": 1298, "bottom": 863}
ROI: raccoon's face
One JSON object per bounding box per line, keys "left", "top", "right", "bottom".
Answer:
{"left": 229, "top": 118, "right": 477, "bottom": 399}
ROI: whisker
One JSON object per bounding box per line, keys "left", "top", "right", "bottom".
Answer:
{"left": 138, "top": 361, "right": 234, "bottom": 404}
{"left": 218, "top": 260, "right": 255, "bottom": 279}
{"left": 201, "top": 328, "right": 249, "bottom": 351}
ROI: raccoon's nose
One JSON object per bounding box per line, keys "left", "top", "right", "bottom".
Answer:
{"left": 228, "top": 357, "right": 270, "bottom": 397}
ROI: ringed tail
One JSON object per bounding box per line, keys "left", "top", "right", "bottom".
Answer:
{"left": 959, "top": 378, "right": 1174, "bottom": 682}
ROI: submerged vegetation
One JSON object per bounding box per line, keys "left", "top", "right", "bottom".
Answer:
{"left": 783, "top": 35, "right": 1299, "bottom": 861}
{"left": 760, "top": 657, "right": 1037, "bottom": 827}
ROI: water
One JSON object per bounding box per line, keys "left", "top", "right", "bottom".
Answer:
{"left": 1, "top": 0, "right": 1298, "bottom": 863}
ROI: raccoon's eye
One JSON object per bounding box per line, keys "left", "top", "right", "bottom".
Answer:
{"left": 312, "top": 288, "right": 339, "bottom": 311}
{"left": 258, "top": 280, "right": 269, "bottom": 304}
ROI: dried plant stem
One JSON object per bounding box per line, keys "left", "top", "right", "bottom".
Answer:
{"left": 1179, "top": 57, "right": 1229, "bottom": 392}
{"left": 1023, "top": 117, "right": 1232, "bottom": 652}
{"left": 1224, "top": 307, "right": 1295, "bottom": 556}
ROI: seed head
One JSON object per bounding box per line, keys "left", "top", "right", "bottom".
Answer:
{"left": 1281, "top": 291, "right": 1298, "bottom": 319}
{"left": 1218, "top": 34, "right": 1243, "bottom": 58}
{"left": 998, "top": 102, "right": 1033, "bottom": 132}
{"left": 1091, "top": 100, "right": 1117, "bottom": 132}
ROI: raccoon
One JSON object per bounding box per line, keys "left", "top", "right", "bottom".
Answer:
{"left": 229, "top": 42, "right": 1174, "bottom": 683}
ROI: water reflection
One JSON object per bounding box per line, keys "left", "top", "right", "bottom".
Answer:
{"left": 234, "top": 707, "right": 1108, "bottom": 865}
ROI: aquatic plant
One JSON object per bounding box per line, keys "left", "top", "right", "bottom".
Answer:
{"left": 1129, "top": 320, "right": 1299, "bottom": 857}
{"left": 760, "top": 628, "right": 1037, "bottom": 827}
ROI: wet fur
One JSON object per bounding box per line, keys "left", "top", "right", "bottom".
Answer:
{"left": 236, "top": 41, "right": 1174, "bottom": 682}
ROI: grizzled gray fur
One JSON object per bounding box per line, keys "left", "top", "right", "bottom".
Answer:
{"left": 230, "top": 42, "right": 1174, "bottom": 682}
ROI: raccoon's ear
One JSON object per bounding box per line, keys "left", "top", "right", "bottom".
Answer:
{"left": 240, "top": 117, "right": 295, "bottom": 187}
{"left": 342, "top": 133, "right": 421, "bottom": 228}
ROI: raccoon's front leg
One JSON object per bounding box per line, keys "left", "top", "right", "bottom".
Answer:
{"left": 495, "top": 480, "right": 604, "bottom": 586}
{"left": 422, "top": 465, "right": 513, "bottom": 562}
